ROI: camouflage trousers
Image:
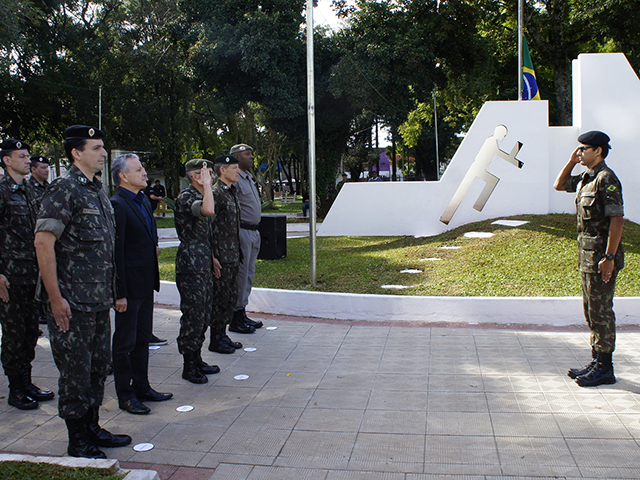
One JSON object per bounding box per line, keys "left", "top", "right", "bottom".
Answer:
{"left": 0, "top": 284, "right": 39, "bottom": 378}
{"left": 46, "top": 307, "right": 111, "bottom": 419}
{"left": 212, "top": 262, "right": 239, "bottom": 330}
{"left": 176, "top": 273, "right": 213, "bottom": 355}
{"left": 581, "top": 270, "right": 618, "bottom": 354}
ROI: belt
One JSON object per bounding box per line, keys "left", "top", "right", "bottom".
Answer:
{"left": 240, "top": 222, "right": 260, "bottom": 231}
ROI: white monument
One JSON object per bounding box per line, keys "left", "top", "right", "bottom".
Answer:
{"left": 319, "top": 53, "right": 640, "bottom": 237}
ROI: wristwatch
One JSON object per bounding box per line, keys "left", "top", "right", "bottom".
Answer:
{"left": 604, "top": 253, "right": 615, "bottom": 261}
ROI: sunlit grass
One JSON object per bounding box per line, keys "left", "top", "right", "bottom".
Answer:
{"left": 158, "top": 214, "right": 640, "bottom": 297}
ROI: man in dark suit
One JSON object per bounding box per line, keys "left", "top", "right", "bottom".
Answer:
{"left": 110, "top": 154, "right": 172, "bottom": 414}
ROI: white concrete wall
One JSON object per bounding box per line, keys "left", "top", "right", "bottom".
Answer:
{"left": 319, "top": 53, "right": 640, "bottom": 236}
{"left": 156, "top": 281, "right": 640, "bottom": 326}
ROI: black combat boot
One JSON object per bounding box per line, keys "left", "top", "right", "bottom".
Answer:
{"left": 22, "top": 370, "right": 54, "bottom": 401}
{"left": 7, "top": 375, "right": 38, "bottom": 410}
{"left": 576, "top": 351, "right": 616, "bottom": 387}
{"left": 229, "top": 309, "right": 255, "bottom": 334}
{"left": 220, "top": 323, "right": 242, "bottom": 349}
{"left": 84, "top": 406, "right": 132, "bottom": 447}
{"left": 65, "top": 418, "right": 106, "bottom": 459}
{"left": 568, "top": 347, "right": 597, "bottom": 379}
{"left": 241, "top": 308, "right": 263, "bottom": 329}
{"left": 194, "top": 350, "right": 220, "bottom": 375}
{"left": 208, "top": 325, "right": 236, "bottom": 354}
{"left": 182, "top": 353, "right": 208, "bottom": 384}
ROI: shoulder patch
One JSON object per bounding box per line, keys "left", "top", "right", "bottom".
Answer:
{"left": 606, "top": 184, "right": 619, "bottom": 193}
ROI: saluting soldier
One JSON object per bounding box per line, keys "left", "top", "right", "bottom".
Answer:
{"left": 0, "top": 139, "right": 54, "bottom": 410}
{"left": 174, "top": 159, "right": 220, "bottom": 384}
{"left": 34, "top": 125, "right": 131, "bottom": 459}
{"left": 208, "top": 154, "right": 243, "bottom": 354}
{"left": 554, "top": 130, "right": 624, "bottom": 387}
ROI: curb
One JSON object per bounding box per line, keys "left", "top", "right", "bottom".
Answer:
{"left": 156, "top": 281, "right": 640, "bottom": 327}
{"left": 0, "top": 453, "right": 159, "bottom": 480}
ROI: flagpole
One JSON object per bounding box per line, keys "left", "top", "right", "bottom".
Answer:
{"left": 306, "top": 0, "right": 317, "bottom": 286}
{"left": 517, "top": 0, "right": 523, "bottom": 101}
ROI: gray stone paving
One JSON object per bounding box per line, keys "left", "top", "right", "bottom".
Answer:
{"left": 2, "top": 306, "right": 640, "bottom": 479}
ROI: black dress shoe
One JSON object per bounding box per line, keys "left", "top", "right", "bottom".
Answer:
{"left": 222, "top": 334, "right": 242, "bottom": 349}
{"left": 24, "top": 383, "right": 54, "bottom": 401}
{"left": 229, "top": 322, "right": 255, "bottom": 334}
{"left": 149, "top": 334, "right": 168, "bottom": 346}
{"left": 137, "top": 388, "right": 173, "bottom": 402}
{"left": 119, "top": 398, "right": 151, "bottom": 415}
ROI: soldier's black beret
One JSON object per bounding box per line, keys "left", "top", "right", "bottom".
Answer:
{"left": 214, "top": 154, "right": 239, "bottom": 165}
{"left": 184, "top": 158, "right": 213, "bottom": 172}
{"left": 30, "top": 155, "right": 50, "bottom": 165}
{"left": 578, "top": 131, "right": 611, "bottom": 148}
{"left": 64, "top": 125, "right": 104, "bottom": 140}
{"left": 0, "top": 139, "right": 30, "bottom": 152}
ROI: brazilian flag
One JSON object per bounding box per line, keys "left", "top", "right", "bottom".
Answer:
{"left": 522, "top": 37, "right": 541, "bottom": 100}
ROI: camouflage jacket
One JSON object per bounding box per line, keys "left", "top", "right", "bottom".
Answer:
{"left": 0, "top": 175, "right": 39, "bottom": 285}
{"left": 212, "top": 180, "right": 241, "bottom": 264}
{"left": 564, "top": 161, "right": 624, "bottom": 272}
{"left": 28, "top": 175, "right": 48, "bottom": 209}
{"left": 175, "top": 184, "right": 213, "bottom": 274}
{"left": 35, "top": 165, "right": 116, "bottom": 311}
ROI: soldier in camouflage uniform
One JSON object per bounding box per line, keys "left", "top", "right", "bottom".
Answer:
{"left": 34, "top": 125, "right": 131, "bottom": 459}
{"left": 0, "top": 139, "right": 54, "bottom": 410}
{"left": 29, "top": 155, "right": 50, "bottom": 206}
{"left": 554, "top": 130, "right": 624, "bottom": 387}
{"left": 208, "top": 155, "right": 244, "bottom": 354}
{"left": 175, "top": 159, "right": 220, "bottom": 384}
{"left": 29, "top": 155, "right": 51, "bottom": 328}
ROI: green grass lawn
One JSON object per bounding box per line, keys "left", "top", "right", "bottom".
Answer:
{"left": 158, "top": 214, "right": 640, "bottom": 297}
{"left": 0, "top": 461, "right": 124, "bottom": 480}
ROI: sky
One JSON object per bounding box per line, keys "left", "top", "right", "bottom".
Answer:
{"left": 313, "top": 0, "right": 351, "bottom": 31}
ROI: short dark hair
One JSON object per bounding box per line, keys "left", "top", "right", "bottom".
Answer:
{"left": 63, "top": 138, "right": 89, "bottom": 162}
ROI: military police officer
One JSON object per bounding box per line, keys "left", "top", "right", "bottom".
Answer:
{"left": 208, "top": 155, "right": 244, "bottom": 354}
{"left": 34, "top": 125, "right": 131, "bottom": 458}
{"left": 0, "top": 139, "right": 54, "bottom": 410}
{"left": 174, "top": 159, "right": 220, "bottom": 383}
{"left": 554, "top": 130, "right": 624, "bottom": 387}
{"left": 229, "top": 143, "right": 263, "bottom": 332}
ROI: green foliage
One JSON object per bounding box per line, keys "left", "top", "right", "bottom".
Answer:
{"left": 3, "top": 0, "right": 640, "bottom": 194}
{"left": 0, "top": 461, "right": 124, "bottom": 480}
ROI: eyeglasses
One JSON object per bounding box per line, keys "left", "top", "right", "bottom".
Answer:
{"left": 577, "top": 145, "right": 596, "bottom": 152}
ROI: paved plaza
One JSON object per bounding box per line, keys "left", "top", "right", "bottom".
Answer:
{"left": 2, "top": 306, "right": 640, "bottom": 479}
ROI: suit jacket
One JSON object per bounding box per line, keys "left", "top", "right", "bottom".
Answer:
{"left": 111, "top": 187, "right": 160, "bottom": 299}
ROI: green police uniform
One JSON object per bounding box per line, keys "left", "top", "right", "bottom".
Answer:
{"left": 36, "top": 165, "right": 116, "bottom": 419}
{"left": 564, "top": 161, "right": 624, "bottom": 354}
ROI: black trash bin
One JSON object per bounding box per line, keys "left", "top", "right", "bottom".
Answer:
{"left": 258, "top": 214, "right": 286, "bottom": 260}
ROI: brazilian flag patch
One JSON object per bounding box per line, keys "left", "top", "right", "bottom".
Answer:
{"left": 606, "top": 184, "right": 619, "bottom": 193}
